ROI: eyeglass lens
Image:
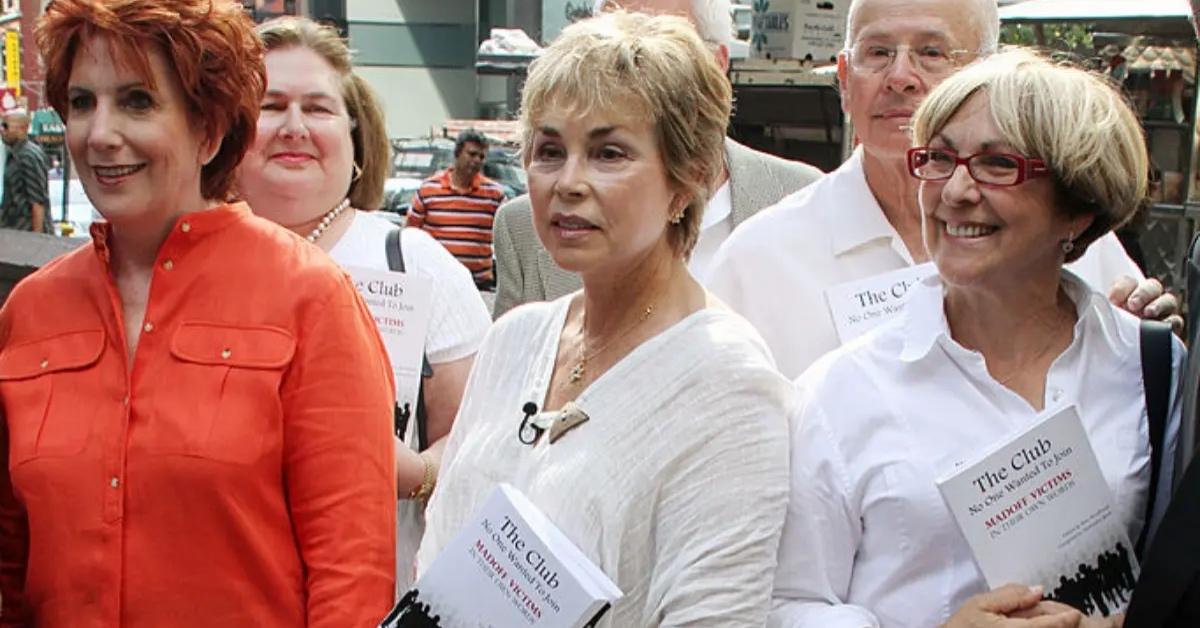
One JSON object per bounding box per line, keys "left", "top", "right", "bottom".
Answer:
{"left": 914, "top": 150, "right": 1023, "bottom": 185}
{"left": 850, "top": 44, "right": 959, "bottom": 74}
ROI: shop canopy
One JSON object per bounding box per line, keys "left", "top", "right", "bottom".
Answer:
{"left": 30, "top": 108, "right": 64, "bottom": 139}
{"left": 999, "top": 0, "right": 1190, "bottom": 22}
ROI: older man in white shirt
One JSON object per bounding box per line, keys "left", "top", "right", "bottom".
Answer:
{"left": 706, "top": 0, "right": 1178, "bottom": 381}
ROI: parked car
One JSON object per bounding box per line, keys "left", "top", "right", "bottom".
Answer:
{"left": 483, "top": 150, "right": 527, "bottom": 199}
{"left": 381, "top": 137, "right": 527, "bottom": 220}
{"left": 380, "top": 176, "right": 423, "bottom": 225}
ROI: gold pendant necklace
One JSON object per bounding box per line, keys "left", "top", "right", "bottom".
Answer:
{"left": 568, "top": 305, "right": 655, "bottom": 385}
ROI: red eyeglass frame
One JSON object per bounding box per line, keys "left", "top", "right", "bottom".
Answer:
{"left": 906, "top": 146, "right": 1051, "bottom": 186}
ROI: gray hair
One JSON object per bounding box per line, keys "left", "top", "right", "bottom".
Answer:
{"left": 844, "top": 0, "right": 999, "bottom": 55}
{"left": 593, "top": 0, "right": 733, "bottom": 48}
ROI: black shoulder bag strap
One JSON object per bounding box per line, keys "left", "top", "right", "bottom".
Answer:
{"left": 386, "top": 228, "right": 434, "bottom": 451}
{"left": 1137, "top": 319, "right": 1172, "bottom": 559}
{"left": 1180, "top": 233, "right": 1200, "bottom": 476}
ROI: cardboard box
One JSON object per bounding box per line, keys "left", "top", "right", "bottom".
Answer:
{"left": 751, "top": 0, "right": 848, "bottom": 63}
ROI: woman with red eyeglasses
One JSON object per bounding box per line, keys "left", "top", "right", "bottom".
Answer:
{"left": 770, "top": 50, "right": 1181, "bottom": 628}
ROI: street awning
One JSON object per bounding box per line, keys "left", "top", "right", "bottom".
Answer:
{"left": 30, "top": 108, "right": 64, "bottom": 138}
{"left": 999, "top": 0, "right": 1190, "bottom": 22}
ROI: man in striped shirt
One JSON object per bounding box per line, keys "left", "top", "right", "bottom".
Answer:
{"left": 407, "top": 129, "right": 507, "bottom": 289}
{"left": 0, "top": 109, "right": 50, "bottom": 234}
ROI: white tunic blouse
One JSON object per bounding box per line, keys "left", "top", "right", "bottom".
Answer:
{"left": 419, "top": 297, "right": 793, "bottom": 627}
{"left": 769, "top": 273, "right": 1183, "bottom": 628}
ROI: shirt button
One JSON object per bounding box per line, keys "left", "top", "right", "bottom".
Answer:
{"left": 162, "top": 259, "right": 174, "bottom": 271}
{"left": 221, "top": 348, "right": 232, "bottom": 360}
{"left": 122, "top": 395, "right": 130, "bottom": 406}
{"left": 39, "top": 359, "right": 48, "bottom": 369}
{"left": 143, "top": 321, "right": 154, "bottom": 333}
{"left": 1051, "top": 388, "right": 1063, "bottom": 402}
{"left": 180, "top": 221, "right": 191, "bottom": 233}
{"left": 110, "top": 476, "right": 120, "bottom": 489}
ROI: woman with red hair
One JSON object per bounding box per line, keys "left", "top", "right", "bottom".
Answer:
{"left": 0, "top": 1, "right": 397, "bottom": 625}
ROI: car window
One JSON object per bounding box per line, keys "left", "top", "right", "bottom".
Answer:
{"left": 392, "top": 145, "right": 453, "bottom": 179}
{"left": 483, "top": 161, "right": 527, "bottom": 196}
{"left": 396, "top": 152, "right": 434, "bottom": 170}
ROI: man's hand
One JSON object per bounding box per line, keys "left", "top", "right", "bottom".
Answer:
{"left": 942, "top": 585, "right": 1081, "bottom": 628}
{"left": 1108, "top": 276, "right": 1182, "bottom": 333}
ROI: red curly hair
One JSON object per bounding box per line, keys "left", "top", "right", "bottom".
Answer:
{"left": 36, "top": 0, "right": 266, "bottom": 201}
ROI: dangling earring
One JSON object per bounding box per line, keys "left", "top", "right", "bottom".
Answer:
{"left": 668, "top": 196, "right": 686, "bottom": 225}
{"left": 1061, "top": 232, "right": 1075, "bottom": 255}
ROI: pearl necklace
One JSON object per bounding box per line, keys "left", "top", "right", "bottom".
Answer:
{"left": 305, "top": 198, "right": 351, "bottom": 243}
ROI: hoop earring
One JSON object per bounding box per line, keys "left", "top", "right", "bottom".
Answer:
{"left": 351, "top": 162, "right": 363, "bottom": 183}
{"left": 1061, "top": 232, "right": 1075, "bottom": 255}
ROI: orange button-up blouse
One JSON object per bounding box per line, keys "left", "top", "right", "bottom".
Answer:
{"left": 0, "top": 203, "right": 396, "bottom": 627}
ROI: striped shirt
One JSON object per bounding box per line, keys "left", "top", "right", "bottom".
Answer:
{"left": 407, "top": 168, "right": 506, "bottom": 286}
{"left": 1, "top": 139, "right": 50, "bottom": 233}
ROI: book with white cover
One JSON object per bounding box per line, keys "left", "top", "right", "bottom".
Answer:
{"left": 380, "top": 484, "right": 622, "bottom": 628}
{"left": 824, "top": 262, "right": 935, "bottom": 344}
{"left": 344, "top": 265, "right": 433, "bottom": 441}
{"left": 936, "top": 406, "right": 1138, "bottom": 616}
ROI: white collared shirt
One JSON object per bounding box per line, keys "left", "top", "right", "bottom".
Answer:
{"left": 688, "top": 180, "right": 733, "bottom": 283}
{"left": 707, "top": 148, "right": 1144, "bottom": 380}
{"left": 768, "top": 273, "right": 1183, "bottom": 628}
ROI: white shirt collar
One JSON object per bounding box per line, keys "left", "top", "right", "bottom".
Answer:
{"left": 898, "top": 270, "right": 1123, "bottom": 363}
{"left": 823, "top": 147, "right": 904, "bottom": 258}
{"left": 701, "top": 179, "right": 732, "bottom": 232}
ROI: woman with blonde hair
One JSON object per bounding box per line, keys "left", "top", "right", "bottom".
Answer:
{"left": 417, "top": 11, "right": 791, "bottom": 626}
{"left": 770, "top": 50, "right": 1182, "bottom": 628}
{"left": 236, "top": 16, "right": 493, "bottom": 588}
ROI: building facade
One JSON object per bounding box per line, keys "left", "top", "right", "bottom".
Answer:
{"left": 0, "top": 0, "right": 568, "bottom": 152}
{"left": 0, "top": 0, "right": 46, "bottom": 112}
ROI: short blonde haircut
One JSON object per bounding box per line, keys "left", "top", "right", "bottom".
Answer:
{"left": 911, "top": 49, "right": 1147, "bottom": 262}
{"left": 520, "top": 11, "right": 732, "bottom": 257}
{"left": 256, "top": 17, "right": 389, "bottom": 210}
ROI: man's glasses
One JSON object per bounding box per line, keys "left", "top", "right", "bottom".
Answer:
{"left": 846, "top": 43, "right": 975, "bottom": 75}
{"left": 907, "top": 147, "right": 1051, "bottom": 187}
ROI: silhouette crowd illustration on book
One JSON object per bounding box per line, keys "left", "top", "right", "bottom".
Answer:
{"left": 379, "top": 590, "right": 442, "bottom": 628}
{"left": 1047, "top": 542, "right": 1136, "bottom": 616}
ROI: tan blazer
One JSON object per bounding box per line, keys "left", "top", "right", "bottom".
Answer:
{"left": 491, "top": 138, "right": 823, "bottom": 318}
